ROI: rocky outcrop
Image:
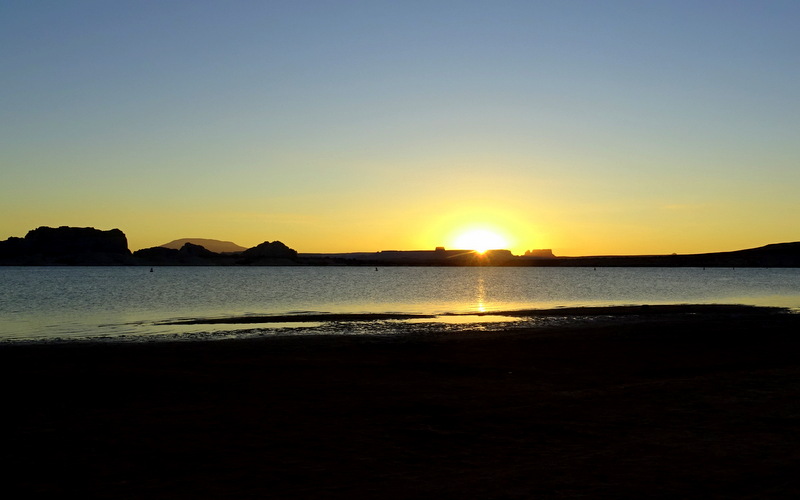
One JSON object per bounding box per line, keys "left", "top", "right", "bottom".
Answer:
{"left": 238, "top": 241, "right": 298, "bottom": 264}
{"left": 133, "top": 243, "right": 229, "bottom": 265}
{"left": 0, "top": 226, "right": 294, "bottom": 266}
{"left": 0, "top": 226, "right": 134, "bottom": 265}
{"left": 242, "top": 241, "right": 297, "bottom": 259}
{"left": 178, "top": 242, "right": 219, "bottom": 258}
{"left": 134, "top": 241, "right": 300, "bottom": 266}
{"left": 132, "top": 246, "right": 182, "bottom": 264}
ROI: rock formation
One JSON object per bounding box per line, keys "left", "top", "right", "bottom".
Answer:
{"left": 241, "top": 241, "right": 298, "bottom": 259}
{"left": 133, "top": 240, "right": 299, "bottom": 265}
{"left": 0, "top": 226, "right": 133, "bottom": 265}
{"left": 133, "top": 242, "right": 225, "bottom": 265}
{"left": 235, "top": 241, "right": 299, "bottom": 264}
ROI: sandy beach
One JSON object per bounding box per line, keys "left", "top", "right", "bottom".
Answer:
{"left": 3, "top": 306, "right": 800, "bottom": 499}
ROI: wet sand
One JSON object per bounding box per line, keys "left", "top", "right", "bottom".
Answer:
{"left": 3, "top": 306, "right": 800, "bottom": 498}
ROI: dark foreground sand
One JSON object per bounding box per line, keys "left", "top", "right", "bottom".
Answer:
{"left": 3, "top": 306, "right": 800, "bottom": 499}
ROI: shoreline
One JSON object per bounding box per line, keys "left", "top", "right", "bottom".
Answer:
{"left": 4, "top": 303, "right": 793, "bottom": 345}
{"left": 3, "top": 307, "right": 800, "bottom": 498}
{"left": 159, "top": 303, "right": 790, "bottom": 325}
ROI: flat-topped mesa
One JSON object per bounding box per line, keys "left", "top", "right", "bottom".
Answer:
{"left": 24, "top": 226, "right": 130, "bottom": 255}
{"left": 524, "top": 249, "right": 556, "bottom": 258}
{"left": 314, "top": 248, "right": 516, "bottom": 265}
{"left": 0, "top": 226, "right": 133, "bottom": 264}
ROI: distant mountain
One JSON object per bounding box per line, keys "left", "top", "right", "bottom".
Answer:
{"left": 160, "top": 238, "right": 247, "bottom": 253}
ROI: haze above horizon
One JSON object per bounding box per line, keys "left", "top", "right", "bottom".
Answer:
{"left": 2, "top": 1, "right": 798, "bottom": 256}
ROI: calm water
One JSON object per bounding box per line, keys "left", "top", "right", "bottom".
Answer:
{"left": 1, "top": 266, "right": 799, "bottom": 341}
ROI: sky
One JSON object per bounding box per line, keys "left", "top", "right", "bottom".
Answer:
{"left": 2, "top": 0, "right": 799, "bottom": 256}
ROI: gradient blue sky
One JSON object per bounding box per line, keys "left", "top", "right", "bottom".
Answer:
{"left": 2, "top": 0, "right": 799, "bottom": 255}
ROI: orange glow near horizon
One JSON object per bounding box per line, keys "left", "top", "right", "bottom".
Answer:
{"left": 452, "top": 229, "right": 509, "bottom": 254}
{"left": 420, "top": 204, "right": 530, "bottom": 255}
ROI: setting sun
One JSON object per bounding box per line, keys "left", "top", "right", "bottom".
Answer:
{"left": 453, "top": 229, "right": 509, "bottom": 254}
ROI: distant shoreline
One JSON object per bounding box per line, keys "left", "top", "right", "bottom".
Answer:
{"left": 3, "top": 303, "right": 793, "bottom": 345}
{"left": 297, "top": 242, "right": 800, "bottom": 267}
{"left": 3, "top": 226, "right": 800, "bottom": 266}
{"left": 158, "top": 303, "right": 789, "bottom": 326}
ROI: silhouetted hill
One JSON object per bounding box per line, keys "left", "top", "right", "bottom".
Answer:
{"left": 133, "top": 240, "right": 299, "bottom": 265}
{"left": 160, "top": 238, "right": 247, "bottom": 253}
{"left": 730, "top": 242, "right": 800, "bottom": 266}
{"left": 0, "top": 226, "right": 134, "bottom": 265}
{"left": 513, "top": 242, "right": 800, "bottom": 267}
{"left": 239, "top": 241, "right": 299, "bottom": 264}
{"left": 134, "top": 242, "right": 228, "bottom": 265}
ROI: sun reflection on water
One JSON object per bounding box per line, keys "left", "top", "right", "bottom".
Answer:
{"left": 475, "top": 273, "right": 487, "bottom": 313}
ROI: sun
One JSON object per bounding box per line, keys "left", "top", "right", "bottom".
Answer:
{"left": 452, "top": 229, "right": 509, "bottom": 254}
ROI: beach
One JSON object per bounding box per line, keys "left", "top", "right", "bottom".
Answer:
{"left": 3, "top": 306, "right": 800, "bottom": 499}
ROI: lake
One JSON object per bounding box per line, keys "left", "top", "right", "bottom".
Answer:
{"left": 1, "top": 266, "right": 799, "bottom": 342}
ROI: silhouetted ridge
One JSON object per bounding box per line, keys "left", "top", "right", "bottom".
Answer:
{"left": 132, "top": 240, "right": 299, "bottom": 265}
{"left": 2, "top": 225, "right": 799, "bottom": 266}
{"left": 160, "top": 238, "right": 247, "bottom": 253}
{"left": 133, "top": 242, "right": 222, "bottom": 265}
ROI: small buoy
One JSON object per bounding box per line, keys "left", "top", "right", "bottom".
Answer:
{"left": 150, "top": 268, "right": 154, "bottom": 272}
